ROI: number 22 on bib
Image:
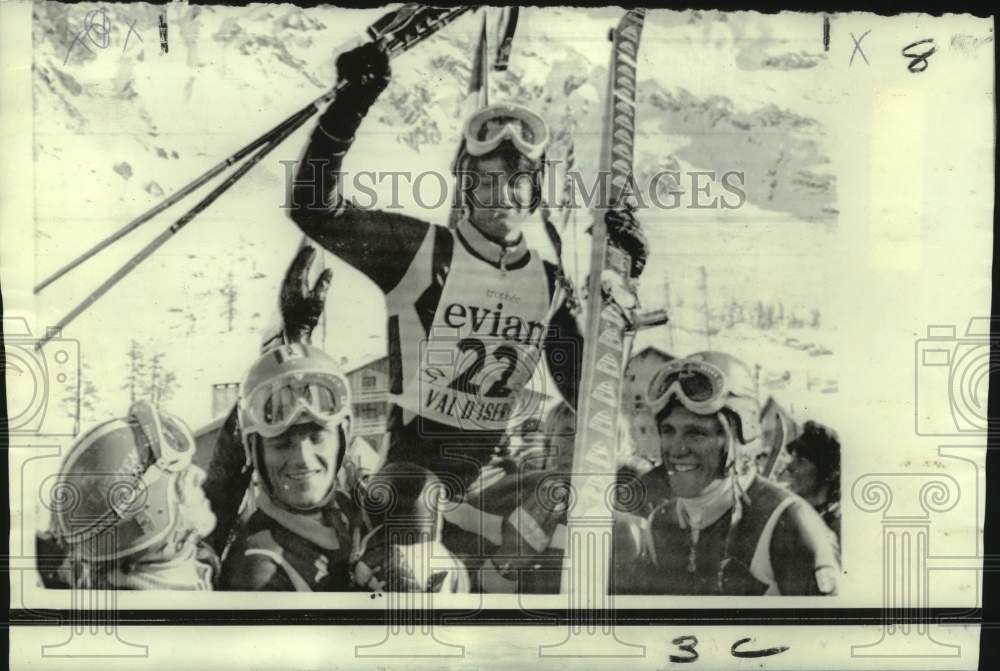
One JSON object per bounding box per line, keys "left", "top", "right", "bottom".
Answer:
{"left": 395, "top": 235, "right": 553, "bottom": 432}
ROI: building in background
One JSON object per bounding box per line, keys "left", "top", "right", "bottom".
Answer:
{"left": 343, "top": 354, "right": 391, "bottom": 450}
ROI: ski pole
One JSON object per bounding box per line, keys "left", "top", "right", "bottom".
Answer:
{"left": 34, "top": 5, "right": 476, "bottom": 295}
{"left": 34, "top": 5, "right": 477, "bottom": 347}
{"left": 34, "top": 91, "right": 334, "bottom": 295}
{"left": 34, "top": 96, "right": 324, "bottom": 353}
{"left": 761, "top": 416, "right": 787, "bottom": 479}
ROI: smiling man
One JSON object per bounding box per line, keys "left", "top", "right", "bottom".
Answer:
{"left": 219, "top": 343, "right": 368, "bottom": 592}
{"left": 612, "top": 351, "right": 840, "bottom": 596}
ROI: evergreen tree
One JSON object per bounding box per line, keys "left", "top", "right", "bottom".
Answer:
{"left": 810, "top": 308, "right": 822, "bottom": 329}
{"left": 60, "top": 358, "right": 103, "bottom": 436}
{"left": 122, "top": 340, "right": 146, "bottom": 405}
{"left": 145, "top": 352, "right": 164, "bottom": 404}
{"left": 220, "top": 272, "right": 238, "bottom": 333}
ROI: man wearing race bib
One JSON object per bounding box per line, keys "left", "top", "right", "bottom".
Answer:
{"left": 286, "top": 42, "right": 648, "bottom": 491}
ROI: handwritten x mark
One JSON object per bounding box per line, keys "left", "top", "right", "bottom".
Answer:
{"left": 123, "top": 19, "right": 143, "bottom": 54}
{"left": 850, "top": 30, "right": 871, "bottom": 66}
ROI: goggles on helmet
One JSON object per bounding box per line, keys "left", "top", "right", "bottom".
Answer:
{"left": 242, "top": 368, "right": 350, "bottom": 439}
{"left": 53, "top": 402, "right": 196, "bottom": 556}
{"left": 645, "top": 352, "right": 762, "bottom": 446}
{"left": 130, "top": 400, "right": 194, "bottom": 476}
{"left": 646, "top": 357, "right": 747, "bottom": 417}
{"left": 462, "top": 103, "right": 549, "bottom": 162}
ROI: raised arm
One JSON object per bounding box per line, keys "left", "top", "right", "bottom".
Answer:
{"left": 288, "top": 42, "right": 430, "bottom": 294}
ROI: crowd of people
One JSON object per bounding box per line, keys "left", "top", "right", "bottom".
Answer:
{"left": 37, "top": 41, "right": 841, "bottom": 596}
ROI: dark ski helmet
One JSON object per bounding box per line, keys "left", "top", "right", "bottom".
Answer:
{"left": 49, "top": 401, "right": 199, "bottom": 562}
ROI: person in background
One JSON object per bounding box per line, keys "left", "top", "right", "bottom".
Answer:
{"left": 780, "top": 421, "right": 841, "bottom": 540}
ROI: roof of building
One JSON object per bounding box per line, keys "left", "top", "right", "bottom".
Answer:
{"left": 344, "top": 352, "right": 388, "bottom": 374}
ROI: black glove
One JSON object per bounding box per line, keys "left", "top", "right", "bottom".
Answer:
{"left": 605, "top": 205, "right": 648, "bottom": 279}
{"left": 280, "top": 245, "right": 333, "bottom": 344}
{"left": 320, "top": 41, "right": 391, "bottom": 139}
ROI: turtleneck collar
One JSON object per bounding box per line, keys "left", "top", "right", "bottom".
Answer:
{"left": 675, "top": 469, "right": 757, "bottom": 531}
{"left": 676, "top": 476, "right": 735, "bottom": 531}
{"left": 456, "top": 216, "right": 529, "bottom": 269}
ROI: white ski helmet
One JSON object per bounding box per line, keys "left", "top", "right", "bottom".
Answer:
{"left": 238, "top": 343, "right": 352, "bottom": 496}
{"left": 645, "top": 351, "right": 761, "bottom": 442}
{"left": 645, "top": 351, "right": 762, "bottom": 473}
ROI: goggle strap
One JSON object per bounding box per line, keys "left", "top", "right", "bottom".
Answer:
{"left": 129, "top": 400, "right": 164, "bottom": 462}
{"left": 129, "top": 401, "right": 194, "bottom": 474}
{"left": 463, "top": 106, "right": 549, "bottom": 161}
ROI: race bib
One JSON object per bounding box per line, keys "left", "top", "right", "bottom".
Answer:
{"left": 402, "top": 245, "right": 551, "bottom": 432}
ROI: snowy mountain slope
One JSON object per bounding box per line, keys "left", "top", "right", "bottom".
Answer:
{"left": 31, "top": 4, "right": 839, "bottom": 429}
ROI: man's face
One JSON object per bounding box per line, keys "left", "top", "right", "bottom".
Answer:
{"left": 260, "top": 421, "right": 342, "bottom": 510}
{"left": 464, "top": 152, "right": 535, "bottom": 241}
{"left": 658, "top": 405, "right": 727, "bottom": 498}
{"left": 780, "top": 455, "right": 820, "bottom": 498}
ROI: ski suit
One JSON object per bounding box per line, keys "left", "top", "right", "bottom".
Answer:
{"left": 612, "top": 475, "right": 840, "bottom": 595}
{"left": 220, "top": 490, "right": 365, "bottom": 592}
{"left": 287, "top": 118, "right": 582, "bottom": 492}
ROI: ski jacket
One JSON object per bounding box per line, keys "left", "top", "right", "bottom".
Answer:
{"left": 612, "top": 476, "right": 840, "bottom": 595}
{"left": 219, "top": 491, "right": 366, "bottom": 592}
{"left": 441, "top": 467, "right": 568, "bottom": 593}
{"left": 614, "top": 463, "right": 673, "bottom": 517}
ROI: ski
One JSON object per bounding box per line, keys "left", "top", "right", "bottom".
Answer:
{"left": 561, "top": 9, "right": 646, "bottom": 600}
{"left": 368, "top": 5, "right": 476, "bottom": 59}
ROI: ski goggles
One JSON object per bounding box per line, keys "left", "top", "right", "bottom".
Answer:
{"left": 60, "top": 402, "right": 197, "bottom": 549}
{"left": 462, "top": 103, "right": 549, "bottom": 161}
{"left": 242, "top": 369, "right": 350, "bottom": 439}
{"left": 646, "top": 358, "right": 742, "bottom": 417}
{"left": 129, "top": 400, "right": 195, "bottom": 475}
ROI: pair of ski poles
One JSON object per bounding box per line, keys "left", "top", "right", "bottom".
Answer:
{"left": 32, "top": 5, "right": 478, "bottom": 352}
{"left": 31, "top": 83, "right": 343, "bottom": 352}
